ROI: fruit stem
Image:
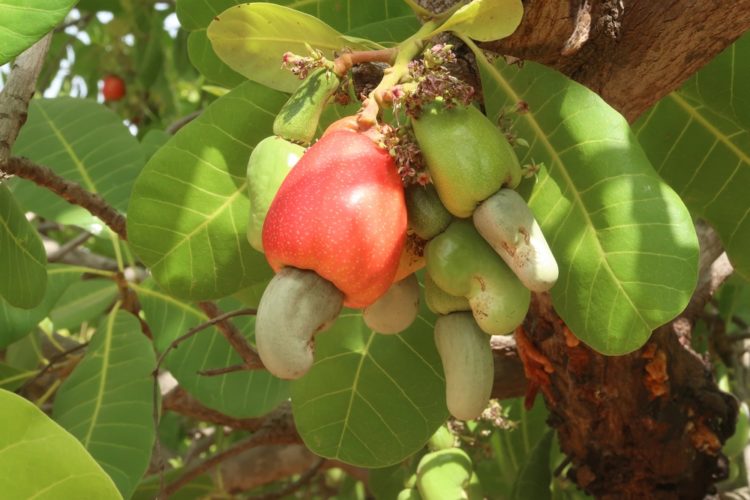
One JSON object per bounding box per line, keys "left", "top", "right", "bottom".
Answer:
{"left": 332, "top": 48, "right": 398, "bottom": 77}
{"left": 358, "top": 19, "right": 441, "bottom": 126}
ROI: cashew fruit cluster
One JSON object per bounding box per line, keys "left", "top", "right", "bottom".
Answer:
{"left": 408, "top": 99, "right": 559, "bottom": 421}
{"left": 248, "top": 68, "right": 559, "bottom": 416}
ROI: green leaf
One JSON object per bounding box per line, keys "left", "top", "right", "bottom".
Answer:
{"left": 291, "top": 305, "right": 448, "bottom": 468}
{"left": 52, "top": 308, "right": 156, "bottom": 500}
{"left": 346, "top": 16, "right": 422, "bottom": 46}
{"left": 0, "top": 388, "right": 121, "bottom": 499}
{"left": 679, "top": 33, "right": 750, "bottom": 130}
{"left": 132, "top": 469, "right": 214, "bottom": 500}
{"left": 4, "top": 331, "right": 44, "bottom": 370}
{"left": 634, "top": 92, "right": 750, "bottom": 280}
{"left": 472, "top": 48, "right": 699, "bottom": 355}
{"left": 433, "top": 0, "right": 523, "bottom": 42}
{"left": 135, "top": 281, "right": 289, "bottom": 418}
{"left": 187, "top": 30, "right": 246, "bottom": 88}
{"left": 0, "top": 0, "right": 77, "bottom": 64}
{"left": 0, "top": 184, "right": 47, "bottom": 309}
{"left": 0, "top": 265, "right": 82, "bottom": 348}
{"left": 207, "top": 3, "right": 366, "bottom": 93}
{"left": 127, "top": 82, "right": 278, "bottom": 300}
{"left": 12, "top": 98, "right": 145, "bottom": 229}
{"left": 140, "top": 129, "right": 171, "bottom": 162}
{"left": 49, "top": 279, "right": 118, "bottom": 331}
{"left": 511, "top": 431, "right": 553, "bottom": 500}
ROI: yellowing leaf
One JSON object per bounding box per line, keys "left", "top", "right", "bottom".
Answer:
{"left": 433, "top": 0, "right": 523, "bottom": 42}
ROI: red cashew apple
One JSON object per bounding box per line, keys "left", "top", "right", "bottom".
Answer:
{"left": 256, "top": 125, "right": 407, "bottom": 379}
{"left": 102, "top": 75, "right": 126, "bottom": 102}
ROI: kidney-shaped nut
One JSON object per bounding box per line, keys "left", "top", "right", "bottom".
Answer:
{"left": 473, "top": 189, "right": 558, "bottom": 292}
{"left": 363, "top": 274, "right": 420, "bottom": 334}
{"left": 434, "top": 312, "right": 494, "bottom": 421}
{"left": 256, "top": 267, "right": 343, "bottom": 379}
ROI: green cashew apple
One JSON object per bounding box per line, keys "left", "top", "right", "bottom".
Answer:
{"left": 424, "top": 271, "right": 470, "bottom": 316}
{"left": 397, "top": 488, "right": 422, "bottom": 500}
{"left": 473, "top": 188, "right": 558, "bottom": 292}
{"left": 246, "top": 136, "right": 305, "bottom": 252}
{"left": 363, "top": 273, "right": 420, "bottom": 334}
{"left": 411, "top": 100, "right": 522, "bottom": 218}
{"left": 416, "top": 448, "right": 476, "bottom": 499}
{"left": 434, "top": 312, "right": 494, "bottom": 421}
{"left": 427, "top": 425, "right": 455, "bottom": 451}
{"left": 405, "top": 183, "right": 452, "bottom": 240}
{"left": 426, "top": 220, "right": 530, "bottom": 335}
{"left": 273, "top": 67, "right": 340, "bottom": 145}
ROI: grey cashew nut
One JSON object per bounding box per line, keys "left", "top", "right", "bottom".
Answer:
{"left": 473, "top": 189, "right": 558, "bottom": 292}
{"left": 363, "top": 274, "right": 420, "bottom": 334}
{"left": 434, "top": 312, "right": 494, "bottom": 421}
{"left": 256, "top": 267, "right": 343, "bottom": 379}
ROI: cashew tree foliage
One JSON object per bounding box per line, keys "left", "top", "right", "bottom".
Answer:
{"left": 1, "top": 0, "right": 750, "bottom": 498}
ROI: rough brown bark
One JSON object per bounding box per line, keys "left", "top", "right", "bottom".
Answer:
{"left": 430, "top": 0, "right": 750, "bottom": 122}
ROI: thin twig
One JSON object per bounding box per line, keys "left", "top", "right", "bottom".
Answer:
{"left": 3, "top": 157, "right": 127, "bottom": 239}
{"left": 198, "top": 364, "right": 248, "bottom": 376}
{"left": 197, "top": 302, "right": 264, "bottom": 370}
{"left": 54, "top": 13, "right": 94, "bottom": 33}
{"left": 162, "top": 387, "right": 265, "bottom": 432}
{"left": 48, "top": 230, "right": 92, "bottom": 262}
{"left": 166, "top": 110, "right": 202, "bottom": 135}
{"left": 16, "top": 341, "right": 89, "bottom": 393}
{"left": 248, "top": 459, "right": 325, "bottom": 500}
{"left": 152, "top": 307, "right": 258, "bottom": 376}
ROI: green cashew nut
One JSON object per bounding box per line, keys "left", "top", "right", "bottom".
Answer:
{"left": 405, "top": 183, "right": 452, "bottom": 240}
{"left": 246, "top": 136, "right": 305, "bottom": 252}
{"left": 424, "top": 271, "right": 470, "bottom": 316}
{"left": 416, "top": 448, "right": 475, "bottom": 499}
{"left": 363, "top": 273, "right": 420, "bottom": 334}
{"left": 425, "top": 220, "right": 530, "bottom": 335}
{"left": 411, "top": 100, "right": 522, "bottom": 218}
{"left": 255, "top": 267, "right": 343, "bottom": 379}
{"left": 434, "top": 312, "right": 494, "bottom": 421}
{"left": 273, "top": 67, "right": 341, "bottom": 145}
{"left": 473, "top": 188, "right": 559, "bottom": 292}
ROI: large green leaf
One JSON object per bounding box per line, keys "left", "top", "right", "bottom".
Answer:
{"left": 49, "top": 279, "right": 118, "bottom": 330}
{"left": 177, "top": 0, "right": 413, "bottom": 88}
{"left": 635, "top": 94, "right": 750, "bottom": 280}
{"left": 0, "top": 0, "right": 77, "bottom": 64}
{"left": 12, "top": 99, "right": 144, "bottom": 229}
{"left": 52, "top": 309, "right": 156, "bottom": 500}
{"left": 127, "top": 82, "right": 279, "bottom": 300}
{"left": 0, "top": 363, "right": 34, "bottom": 390}
{"left": 207, "top": 3, "right": 370, "bottom": 93}
{"left": 0, "top": 184, "right": 47, "bottom": 309}
{"left": 634, "top": 39, "right": 750, "bottom": 279}
{"left": 471, "top": 48, "right": 699, "bottom": 355}
{"left": 291, "top": 304, "right": 447, "bottom": 468}
{"left": 679, "top": 33, "right": 750, "bottom": 130}
{"left": 0, "top": 389, "right": 121, "bottom": 499}
{"left": 134, "top": 281, "right": 289, "bottom": 418}
{"left": 510, "top": 430, "right": 553, "bottom": 500}
{"left": 187, "top": 30, "right": 246, "bottom": 88}
{"left": 346, "top": 16, "right": 421, "bottom": 46}
{"left": 0, "top": 265, "right": 81, "bottom": 348}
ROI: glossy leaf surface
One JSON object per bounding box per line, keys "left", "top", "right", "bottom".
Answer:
{"left": 291, "top": 304, "right": 447, "bottom": 467}
{"left": 135, "top": 281, "right": 289, "bottom": 418}
{"left": 53, "top": 309, "right": 155, "bottom": 499}
{"left": 127, "top": 82, "right": 279, "bottom": 300}
{"left": 0, "top": 389, "right": 121, "bottom": 499}
{"left": 472, "top": 47, "right": 699, "bottom": 354}
{"left": 0, "top": 0, "right": 76, "bottom": 64}
{"left": 0, "top": 185, "right": 47, "bottom": 308}
{"left": 13, "top": 98, "right": 144, "bottom": 229}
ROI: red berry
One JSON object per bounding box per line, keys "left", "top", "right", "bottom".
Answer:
{"left": 102, "top": 75, "right": 126, "bottom": 102}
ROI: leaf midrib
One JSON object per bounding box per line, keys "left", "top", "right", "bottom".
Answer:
{"left": 471, "top": 42, "right": 650, "bottom": 334}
